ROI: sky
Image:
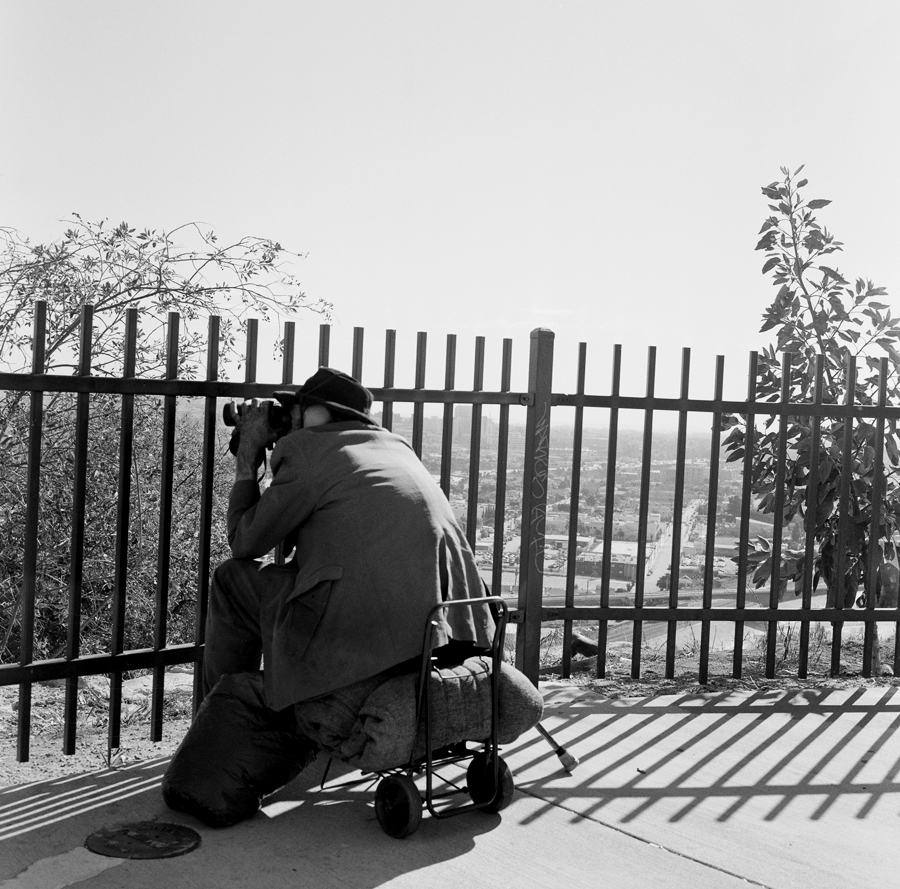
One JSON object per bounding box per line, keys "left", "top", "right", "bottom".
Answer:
{"left": 2, "top": 1, "right": 899, "bottom": 407}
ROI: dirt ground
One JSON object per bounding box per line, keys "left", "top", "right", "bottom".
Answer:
{"left": 3, "top": 629, "right": 898, "bottom": 788}
{"left": 541, "top": 625, "right": 900, "bottom": 698}
{"left": 0, "top": 669, "right": 193, "bottom": 787}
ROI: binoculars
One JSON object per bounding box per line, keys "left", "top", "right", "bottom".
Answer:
{"left": 222, "top": 400, "right": 293, "bottom": 455}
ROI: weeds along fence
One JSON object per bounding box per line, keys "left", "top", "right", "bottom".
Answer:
{"left": 3, "top": 302, "right": 900, "bottom": 762}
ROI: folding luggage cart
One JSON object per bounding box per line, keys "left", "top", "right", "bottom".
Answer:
{"left": 321, "top": 595, "right": 515, "bottom": 838}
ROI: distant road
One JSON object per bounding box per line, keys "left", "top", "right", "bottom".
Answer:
{"left": 530, "top": 586, "right": 776, "bottom": 642}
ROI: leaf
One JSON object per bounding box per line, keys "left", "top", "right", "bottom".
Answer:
{"left": 819, "top": 265, "right": 847, "bottom": 284}
{"left": 887, "top": 434, "right": 900, "bottom": 466}
{"left": 807, "top": 199, "right": 832, "bottom": 210}
{"left": 761, "top": 256, "right": 781, "bottom": 275}
{"left": 752, "top": 560, "right": 773, "bottom": 588}
{"left": 796, "top": 178, "right": 808, "bottom": 188}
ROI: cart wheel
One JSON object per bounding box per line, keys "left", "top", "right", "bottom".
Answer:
{"left": 466, "top": 752, "right": 515, "bottom": 813}
{"left": 374, "top": 774, "right": 423, "bottom": 838}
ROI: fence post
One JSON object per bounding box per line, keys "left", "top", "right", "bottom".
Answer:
{"left": 516, "top": 328, "right": 554, "bottom": 684}
{"left": 17, "top": 301, "right": 47, "bottom": 763}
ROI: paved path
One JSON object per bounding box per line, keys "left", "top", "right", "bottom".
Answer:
{"left": 2, "top": 683, "right": 898, "bottom": 887}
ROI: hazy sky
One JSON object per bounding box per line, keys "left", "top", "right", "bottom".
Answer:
{"left": 2, "top": 1, "right": 899, "bottom": 402}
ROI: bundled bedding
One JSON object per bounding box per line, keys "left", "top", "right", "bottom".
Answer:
{"left": 163, "top": 657, "right": 543, "bottom": 827}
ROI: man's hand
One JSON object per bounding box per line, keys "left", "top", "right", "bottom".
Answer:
{"left": 230, "top": 400, "right": 276, "bottom": 482}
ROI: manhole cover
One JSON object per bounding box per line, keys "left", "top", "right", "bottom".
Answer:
{"left": 85, "top": 821, "right": 201, "bottom": 859}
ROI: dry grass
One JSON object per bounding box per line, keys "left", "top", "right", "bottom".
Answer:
{"left": 535, "top": 622, "right": 900, "bottom": 699}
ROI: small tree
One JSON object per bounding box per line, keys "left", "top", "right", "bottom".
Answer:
{"left": 0, "top": 216, "right": 328, "bottom": 663}
{"left": 0, "top": 215, "right": 330, "bottom": 378}
{"left": 723, "top": 167, "right": 900, "bottom": 673}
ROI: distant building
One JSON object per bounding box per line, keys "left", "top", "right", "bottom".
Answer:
{"left": 660, "top": 462, "right": 709, "bottom": 487}
{"left": 544, "top": 534, "right": 594, "bottom": 552}
{"left": 610, "top": 513, "right": 662, "bottom": 542}
{"left": 574, "top": 551, "right": 636, "bottom": 583}
{"left": 544, "top": 512, "right": 569, "bottom": 534}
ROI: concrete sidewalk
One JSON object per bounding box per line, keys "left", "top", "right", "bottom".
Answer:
{"left": 2, "top": 683, "right": 899, "bottom": 888}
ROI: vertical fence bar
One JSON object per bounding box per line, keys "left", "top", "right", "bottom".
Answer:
{"left": 245, "top": 321, "right": 259, "bottom": 385}
{"left": 193, "top": 315, "right": 220, "bottom": 710}
{"left": 151, "top": 312, "right": 180, "bottom": 741}
{"left": 318, "top": 324, "right": 330, "bottom": 368}
{"left": 798, "top": 356, "right": 824, "bottom": 679}
{"left": 862, "top": 358, "right": 888, "bottom": 678}
{"left": 491, "top": 340, "right": 513, "bottom": 598}
{"left": 733, "top": 351, "right": 759, "bottom": 678}
{"left": 630, "top": 347, "right": 656, "bottom": 679}
{"left": 596, "top": 345, "right": 621, "bottom": 679}
{"left": 699, "top": 356, "right": 725, "bottom": 684}
{"left": 765, "top": 352, "right": 793, "bottom": 679}
{"left": 666, "top": 348, "right": 691, "bottom": 679}
{"left": 351, "top": 327, "right": 364, "bottom": 381}
{"left": 831, "top": 355, "right": 857, "bottom": 676}
{"left": 412, "top": 333, "right": 426, "bottom": 459}
{"left": 895, "top": 532, "right": 900, "bottom": 677}
{"left": 108, "top": 308, "right": 138, "bottom": 753}
{"left": 562, "top": 343, "right": 587, "bottom": 678}
{"left": 245, "top": 318, "right": 258, "bottom": 382}
{"left": 382, "top": 330, "right": 396, "bottom": 431}
{"left": 63, "top": 305, "right": 94, "bottom": 754}
{"left": 465, "top": 337, "right": 485, "bottom": 550}
{"left": 273, "top": 320, "right": 296, "bottom": 568}
{"left": 515, "top": 329, "right": 554, "bottom": 684}
{"left": 16, "top": 300, "right": 47, "bottom": 763}
{"left": 281, "top": 321, "right": 295, "bottom": 385}
{"left": 439, "top": 335, "right": 457, "bottom": 498}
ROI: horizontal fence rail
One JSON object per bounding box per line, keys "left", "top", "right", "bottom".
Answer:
{"left": 2, "top": 303, "right": 900, "bottom": 763}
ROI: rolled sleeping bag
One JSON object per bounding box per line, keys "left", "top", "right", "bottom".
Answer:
{"left": 302, "top": 657, "right": 543, "bottom": 773}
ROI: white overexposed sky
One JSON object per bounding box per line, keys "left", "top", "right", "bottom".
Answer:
{"left": 2, "top": 0, "right": 899, "bottom": 406}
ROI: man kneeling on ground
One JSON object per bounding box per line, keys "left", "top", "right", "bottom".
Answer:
{"left": 164, "top": 368, "right": 496, "bottom": 826}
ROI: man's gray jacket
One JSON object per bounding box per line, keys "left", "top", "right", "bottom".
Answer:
{"left": 227, "top": 420, "right": 496, "bottom": 710}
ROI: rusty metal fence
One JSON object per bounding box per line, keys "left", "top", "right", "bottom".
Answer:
{"left": 3, "top": 305, "right": 900, "bottom": 763}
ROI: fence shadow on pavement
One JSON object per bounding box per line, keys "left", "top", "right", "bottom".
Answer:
{"left": 509, "top": 685, "right": 900, "bottom": 827}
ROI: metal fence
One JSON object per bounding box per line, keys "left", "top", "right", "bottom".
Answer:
{"left": 539, "top": 343, "right": 900, "bottom": 689}
{"left": 2, "top": 304, "right": 900, "bottom": 763}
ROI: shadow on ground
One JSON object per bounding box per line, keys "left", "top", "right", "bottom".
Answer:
{"left": 509, "top": 685, "right": 900, "bottom": 827}
{"left": 0, "top": 754, "right": 505, "bottom": 887}
{"left": 4, "top": 685, "right": 900, "bottom": 888}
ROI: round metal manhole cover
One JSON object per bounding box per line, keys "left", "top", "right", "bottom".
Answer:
{"left": 85, "top": 821, "right": 201, "bottom": 859}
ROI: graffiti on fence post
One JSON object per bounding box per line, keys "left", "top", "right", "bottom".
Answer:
{"left": 529, "top": 404, "right": 551, "bottom": 575}
{"left": 516, "top": 329, "right": 555, "bottom": 684}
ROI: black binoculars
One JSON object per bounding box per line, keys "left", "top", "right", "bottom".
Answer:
{"left": 222, "top": 400, "right": 293, "bottom": 455}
